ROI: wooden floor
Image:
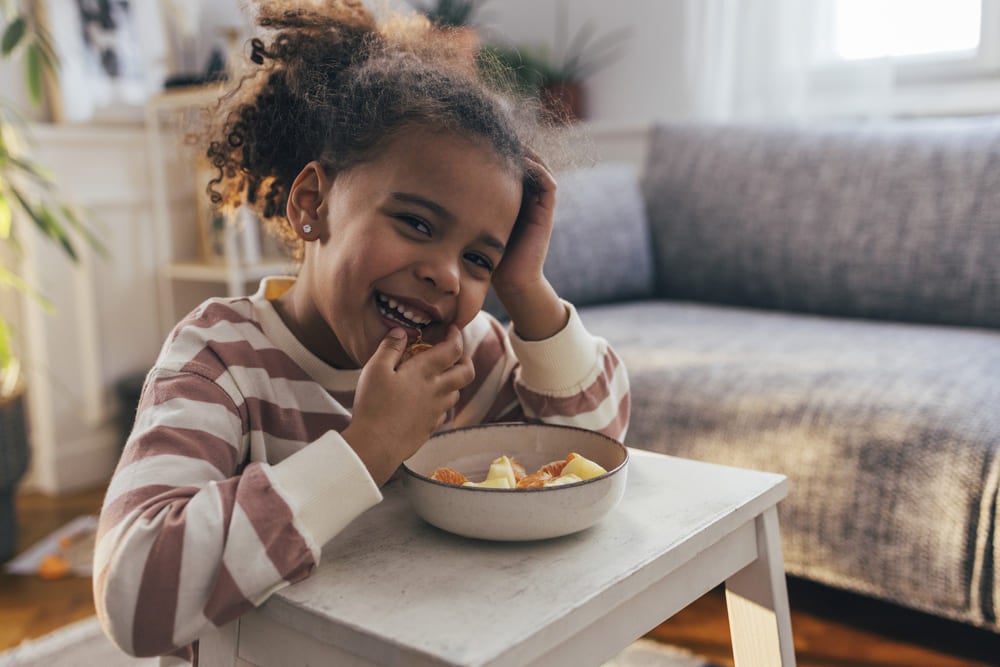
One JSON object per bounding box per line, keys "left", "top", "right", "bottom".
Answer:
{"left": 3, "top": 485, "right": 1000, "bottom": 666}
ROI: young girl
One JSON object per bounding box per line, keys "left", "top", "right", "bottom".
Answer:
{"left": 94, "top": 1, "right": 629, "bottom": 663}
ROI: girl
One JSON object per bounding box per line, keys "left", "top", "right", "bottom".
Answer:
{"left": 94, "top": 1, "right": 630, "bottom": 663}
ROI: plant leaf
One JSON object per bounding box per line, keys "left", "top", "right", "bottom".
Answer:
{"left": 31, "top": 19, "right": 59, "bottom": 71}
{"left": 38, "top": 205, "right": 78, "bottom": 261}
{"left": 60, "top": 204, "right": 107, "bottom": 258}
{"left": 0, "top": 263, "right": 54, "bottom": 311}
{"left": 8, "top": 186, "right": 79, "bottom": 262}
{"left": 0, "top": 191, "right": 11, "bottom": 238}
{"left": 1, "top": 15, "right": 25, "bottom": 55}
{"left": 25, "top": 42, "right": 42, "bottom": 107}
{"left": 0, "top": 316, "right": 11, "bottom": 370}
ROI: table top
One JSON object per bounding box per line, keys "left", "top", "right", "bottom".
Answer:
{"left": 257, "top": 448, "right": 787, "bottom": 666}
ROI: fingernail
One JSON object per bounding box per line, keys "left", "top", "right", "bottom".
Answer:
{"left": 387, "top": 328, "right": 406, "bottom": 340}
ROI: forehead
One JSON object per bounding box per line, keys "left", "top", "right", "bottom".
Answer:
{"left": 339, "top": 129, "right": 524, "bottom": 235}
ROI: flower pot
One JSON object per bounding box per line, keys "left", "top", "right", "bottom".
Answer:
{"left": 0, "top": 388, "right": 30, "bottom": 562}
{"left": 540, "top": 81, "right": 586, "bottom": 124}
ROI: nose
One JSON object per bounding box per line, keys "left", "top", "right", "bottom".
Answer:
{"left": 416, "top": 254, "right": 460, "bottom": 295}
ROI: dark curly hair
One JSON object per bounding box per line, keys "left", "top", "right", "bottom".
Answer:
{"left": 204, "top": 0, "right": 547, "bottom": 255}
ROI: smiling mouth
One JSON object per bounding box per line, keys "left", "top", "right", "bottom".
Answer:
{"left": 376, "top": 293, "right": 433, "bottom": 330}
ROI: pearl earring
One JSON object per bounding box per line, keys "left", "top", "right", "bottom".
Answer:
{"left": 302, "top": 224, "right": 312, "bottom": 234}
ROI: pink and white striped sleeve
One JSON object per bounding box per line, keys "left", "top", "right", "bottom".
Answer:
{"left": 93, "top": 368, "right": 380, "bottom": 659}
{"left": 462, "top": 303, "right": 630, "bottom": 442}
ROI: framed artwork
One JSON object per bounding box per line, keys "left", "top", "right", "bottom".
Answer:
{"left": 195, "top": 160, "right": 229, "bottom": 263}
{"left": 195, "top": 160, "right": 268, "bottom": 266}
{"left": 37, "top": 0, "right": 167, "bottom": 123}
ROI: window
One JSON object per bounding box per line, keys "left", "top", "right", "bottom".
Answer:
{"left": 809, "top": 0, "right": 1000, "bottom": 117}
{"left": 832, "top": 0, "right": 981, "bottom": 62}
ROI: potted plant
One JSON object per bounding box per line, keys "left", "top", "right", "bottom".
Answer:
{"left": 481, "top": 8, "right": 629, "bottom": 123}
{"left": 411, "top": 0, "right": 489, "bottom": 62}
{"left": 0, "top": 1, "right": 102, "bottom": 561}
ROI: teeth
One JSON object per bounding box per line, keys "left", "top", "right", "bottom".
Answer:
{"left": 377, "top": 294, "right": 431, "bottom": 326}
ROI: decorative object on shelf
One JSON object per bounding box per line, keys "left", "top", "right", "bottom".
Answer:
{"left": 195, "top": 158, "right": 228, "bottom": 262}
{"left": 195, "top": 158, "right": 266, "bottom": 266}
{"left": 482, "top": 2, "right": 629, "bottom": 123}
{"left": 34, "top": 0, "right": 167, "bottom": 123}
{"left": 161, "top": 0, "right": 245, "bottom": 89}
{"left": 0, "top": 1, "right": 104, "bottom": 560}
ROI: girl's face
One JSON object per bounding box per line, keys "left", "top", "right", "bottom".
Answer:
{"left": 288, "top": 129, "right": 523, "bottom": 369}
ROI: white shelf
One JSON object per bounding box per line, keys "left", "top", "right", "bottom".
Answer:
{"left": 167, "top": 260, "right": 294, "bottom": 284}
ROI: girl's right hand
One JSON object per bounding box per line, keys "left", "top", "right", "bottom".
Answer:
{"left": 342, "top": 326, "right": 474, "bottom": 486}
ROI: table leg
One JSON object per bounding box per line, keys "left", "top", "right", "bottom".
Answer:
{"left": 725, "top": 506, "right": 796, "bottom": 666}
{"left": 199, "top": 619, "right": 255, "bottom": 666}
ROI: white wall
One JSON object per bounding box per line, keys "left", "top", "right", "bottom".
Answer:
{"left": 17, "top": 126, "right": 163, "bottom": 494}
{"left": 473, "top": 0, "right": 692, "bottom": 125}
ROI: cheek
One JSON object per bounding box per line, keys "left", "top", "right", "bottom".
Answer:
{"left": 455, "top": 282, "right": 492, "bottom": 328}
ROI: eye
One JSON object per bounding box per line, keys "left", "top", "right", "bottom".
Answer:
{"left": 397, "top": 215, "right": 431, "bottom": 236}
{"left": 464, "top": 252, "right": 495, "bottom": 273}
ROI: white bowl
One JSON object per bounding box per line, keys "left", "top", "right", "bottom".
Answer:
{"left": 402, "top": 423, "right": 629, "bottom": 541}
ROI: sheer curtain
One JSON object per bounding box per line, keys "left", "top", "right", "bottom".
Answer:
{"left": 680, "top": 0, "right": 899, "bottom": 122}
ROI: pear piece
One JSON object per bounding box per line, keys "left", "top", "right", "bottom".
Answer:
{"left": 543, "top": 473, "right": 583, "bottom": 487}
{"left": 463, "top": 477, "right": 512, "bottom": 489}
{"left": 485, "top": 455, "right": 518, "bottom": 487}
{"left": 560, "top": 453, "right": 607, "bottom": 481}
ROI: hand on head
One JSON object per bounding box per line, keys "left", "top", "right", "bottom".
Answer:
{"left": 491, "top": 151, "right": 558, "bottom": 299}
{"left": 343, "top": 325, "right": 474, "bottom": 486}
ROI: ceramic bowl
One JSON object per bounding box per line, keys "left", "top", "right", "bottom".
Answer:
{"left": 402, "top": 423, "right": 629, "bottom": 541}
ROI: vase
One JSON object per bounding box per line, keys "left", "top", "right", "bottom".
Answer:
{"left": 0, "top": 389, "right": 30, "bottom": 562}
{"left": 540, "top": 81, "right": 586, "bottom": 124}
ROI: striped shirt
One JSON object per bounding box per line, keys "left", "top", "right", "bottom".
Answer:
{"left": 94, "top": 277, "right": 630, "bottom": 664}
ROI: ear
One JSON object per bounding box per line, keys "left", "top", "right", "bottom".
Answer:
{"left": 286, "top": 161, "right": 330, "bottom": 240}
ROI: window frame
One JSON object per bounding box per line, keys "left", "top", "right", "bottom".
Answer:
{"left": 808, "top": 0, "right": 1000, "bottom": 118}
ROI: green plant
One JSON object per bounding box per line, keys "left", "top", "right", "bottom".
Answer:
{"left": 0, "top": 1, "right": 103, "bottom": 398}
{"left": 481, "top": 20, "right": 629, "bottom": 93}
{"left": 412, "top": 0, "right": 488, "bottom": 28}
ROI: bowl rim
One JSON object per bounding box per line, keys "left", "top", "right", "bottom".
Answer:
{"left": 401, "top": 422, "right": 629, "bottom": 493}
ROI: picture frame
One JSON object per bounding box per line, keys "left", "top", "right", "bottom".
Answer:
{"left": 194, "top": 159, "right": 268, "bottom": 266}
{"left": 195, "top": 160, "right": 230, "bottom": 263}
{"left": 37, "top": 0, "right": 168, "bottom": 123}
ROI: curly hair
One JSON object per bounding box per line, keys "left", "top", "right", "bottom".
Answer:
{"left": 204, "top": 0, "right": 547, "bottom": 255}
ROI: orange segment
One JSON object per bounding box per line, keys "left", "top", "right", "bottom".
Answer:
{"left": 429, "top": 467, "right": 468, "bottom": 485}
{"left": 403, "top": 342, "right": 433, "bottom": 360}
{"left": 538, "top": 459, "right": 567, "bottom": 477}
{"left": 515, "top": 471, "right": 553, "bottom": 488}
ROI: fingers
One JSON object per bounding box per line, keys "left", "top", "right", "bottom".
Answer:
{"left": 524, "top": 149, "right": 557, "bottom": 201}
{"left": 402, "top": 325, "right": 464, "bottom": 367}
{"left": 373, "top": 328, "right": 407, "bottom": 368}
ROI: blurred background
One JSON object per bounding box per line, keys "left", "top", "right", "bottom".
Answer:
{"left": 0, "top": 0, "right": 997, "bottom": 497}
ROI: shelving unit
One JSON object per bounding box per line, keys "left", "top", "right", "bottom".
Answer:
{"left": 144, "top": 85, "right": 294, "bottom": 335}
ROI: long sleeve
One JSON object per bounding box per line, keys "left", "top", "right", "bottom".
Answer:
{"left": 454, "top": 302, "right": 630, "bottom": 442}
{"left": 93, "top": 300, "right": 382, "bottom": 659}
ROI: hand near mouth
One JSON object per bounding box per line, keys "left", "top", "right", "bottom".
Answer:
{"left": 342, "top": 324, "right": 474, "bottom": 486}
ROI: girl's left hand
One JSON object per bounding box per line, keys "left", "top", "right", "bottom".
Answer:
{"left": 491, "top": 151, "right": 557, "bottom": 297}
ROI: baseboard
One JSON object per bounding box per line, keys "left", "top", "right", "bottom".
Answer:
{"left": 22, "top": 424, "right": 121, "bottom": 496}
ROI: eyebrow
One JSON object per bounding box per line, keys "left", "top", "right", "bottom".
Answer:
{"left": 390, "top": 192, "right": 507, "bottom": 253}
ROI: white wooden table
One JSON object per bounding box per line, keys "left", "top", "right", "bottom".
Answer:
{"left": 200, "top": 448, "right": 796, "bottom": 666}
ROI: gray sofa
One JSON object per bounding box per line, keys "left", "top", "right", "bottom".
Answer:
{"left": 486, "top": 117, "right": 1000, "bottom": 633}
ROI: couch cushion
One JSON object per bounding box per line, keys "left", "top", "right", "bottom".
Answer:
{"left": 641, "top": 119, "right": 1000, "bottom": 330}
{"left": 483, "top": 162, "right": 655, "bottom": 320}
{"left": 578, "top": 300, "right": 1000, "bottom": 630}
